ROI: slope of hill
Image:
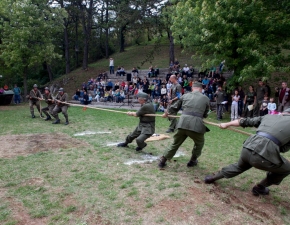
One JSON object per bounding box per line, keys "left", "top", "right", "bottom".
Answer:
{"left": 47, "top": 44, "right": 198, "bottom": 97}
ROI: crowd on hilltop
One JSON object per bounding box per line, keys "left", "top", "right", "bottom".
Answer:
{"left": 71, "top": 57, "right": 290, "bottom": 120}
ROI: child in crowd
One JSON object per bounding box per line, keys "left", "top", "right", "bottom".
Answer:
{"left": 267, "top": 97, "right": 277, "bottom": 114}
{"left": 260, "top": 96, "right": 269, "bottom": 116}
{"left": 231, "top": 90, "right": 240, "bottom": 120}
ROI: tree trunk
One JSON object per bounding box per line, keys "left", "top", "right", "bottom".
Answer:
{"left": 168, "top": 30, "right": 175, "bottom": 63}
{"left": 64, "top": 24, "right": 70, "bottom": 74}
{"left": 23, "top": 67, "right": 28, "bottom": 100}
{"left": 46, "top": 63, "right": 53, "bottom": 82}
{"left": 105, "top": 0, "right": 109, "bottom": 58}
{"left": 119, "top": 25, "right": 126, "bottom": 53}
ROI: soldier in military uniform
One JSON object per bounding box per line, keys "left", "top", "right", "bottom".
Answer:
{"left": 214, "top": 85, "right": 227, "bottom": 120}
{"left": 253, "top": 79, "right": 268, "bottom": 117}
{"left": 158, "top": 82, "right": 210, "bottom": 168}
{"left": 117, "top": 91, "right": 155, "bottom": 151}
{"left": 41, "top": 87, "right": 55, "bottom": 121}
{"left": 28, "top": 84, "right": 43, "bottom": 118}
{"left": 52, "top": 88, "right": 69, "bottom": 125}
{"left": 166, "top": 75, "right": 182, "bottom": 133}
{"left": 204, "top": 110, "right": 290, "bottom": 196}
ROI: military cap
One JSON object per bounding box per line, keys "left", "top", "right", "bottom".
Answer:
{"left": 33, "top": 84, "right": 38, "bottom": 88}
{"left": 137, "top": 91, "right": 148, "bottom": 99}
{"left": 44, "top": 87, "right": 50, "bottom": 90}
{"left": 283, "top": 108, "right": 290, "bottom": 113}
{"left": 59, "top": 88, "right": 64, "bottom": 92}
{"left": 192, "top": 82, "right": 203, "bottom": 88}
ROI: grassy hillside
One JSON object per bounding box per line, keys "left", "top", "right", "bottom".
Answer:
{"left": 47, "top": 43, "right": 198, "bottom": 97}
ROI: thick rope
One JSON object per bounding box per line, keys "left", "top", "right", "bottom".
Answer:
{"left": 54, "top": 101, "right": 253, "bottom": 136}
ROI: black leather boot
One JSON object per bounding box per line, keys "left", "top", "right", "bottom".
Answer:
{"left": 52, "top": 119, "right": 60, "bottom": 124}
{"left": 187, "top": 155, "right": 198, "bottom": 167}
{"left": 45, "top": 116, "right": 52, "bottom": 121}
{"left": 252, "top": 185, "right": 269, "bottom": 196}
{"left": 204, "top": 172, "right": 224, "bottom": 184}
{"left": 158, "top": 156, "right": 167, "bottom": 168}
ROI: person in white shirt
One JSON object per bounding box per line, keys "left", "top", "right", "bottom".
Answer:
{"left": 109, "top": 58, "right": 114, "bottom": 74}
{"left": 267, "top": 97, "right": 277, "bottom": 114}
{"left": 182, "top": 64, "right": 190, "bottom": 75}
{"left": 231, "top": 90, "right": 240, "bottom": 120}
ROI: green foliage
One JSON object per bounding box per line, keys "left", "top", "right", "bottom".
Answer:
{"left": 171, "top": 0, "right": 290, "bottom": 86}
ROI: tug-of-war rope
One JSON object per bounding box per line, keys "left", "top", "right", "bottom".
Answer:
{"left": 53, "top": 101, "right": 252, "bottom": 137}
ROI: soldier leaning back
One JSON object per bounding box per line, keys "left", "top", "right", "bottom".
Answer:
{"left": 117, "top": 91, "right": 155, "bottom": 151}
{"left": 41, "top": 87, "right": 55, "bottom": 121}
{"left": 28, "top": 84, "right": 43, "bottom": 118}
{"left": 166, "top": 75, "right": 182, "bottom": 133}
{"left": 205, "top": 109, "right": 290, "bottom": 196}
{"left": 52, "top": 88, "right": 69, "bottom": 125}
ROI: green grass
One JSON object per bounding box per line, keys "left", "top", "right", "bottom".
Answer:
{"left": 0, "top": 104, "right": 290, "bottom": 224}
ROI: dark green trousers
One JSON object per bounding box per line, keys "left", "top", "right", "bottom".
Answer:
{"left": 221, "top": 148, "right": 290, "bottom": 186}
{"left": 125, "top": 126, "right": 152, "bottom": 148}
{"left": 163, "top": 128, "right": 205, "bottom": 160}
{"left": 168, "top": 117, "right": 178, "bottom": 130}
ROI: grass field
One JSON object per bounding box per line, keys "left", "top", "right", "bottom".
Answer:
{"left": 0, "top": 104, "right": 290, "bottom": 225}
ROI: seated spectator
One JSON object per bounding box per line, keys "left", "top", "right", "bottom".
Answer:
{"left": 114, "top": 80, "right": 120, "bottom": 91}
{"left": 202, "top": 76, "right": 210, "bottom": 88}
{"left": 152, "top": 86, "right": 160, "bottom": 99}
{"left": 116, "top": 66, "right": 125, "bottom": 76}
{"left": 73, "top": 89, "right": 80, "bottom": 100}
{"left": 132, "top": 67, "right": 139, "bottom": 76}
{"left": 166, "top": 80, "right": 172, "bottom": 93}
{"left": 188, "top": 66, "right": 194, "bottom": 78}
{"left": 158, "top": 103, "right": 165, "bottom": 112}
{"left": 95, "top": 90, "right": 101, "bottom": 102}
{"left": 88, "top": 94, "right": 92, "bottom": 104}
{"left": 160, "top": 95, "right": 168, "bottom": 109}
{"left": 132, "top": 76, "right": 138, "bottom": 85}
{"left": 160, "top": 85, "right": 167, "bottom": 97}
{"left": 174, "top": 58, "right": 180, "bottom": 68}
{"left": 169, "top": 61, "right": 174, "bottom": 70}
{"left": 182, "top": 64, "right": 190, "bottom": 76}
{"left": 0, "top": 87, "right": 4, "bottom": 94}
{"left": 153, "top": 98, "right": 159, "bottom": 112}
{"left": 82, "top": 91, "right": 89, "bottom": 105}
{"left": 119, "top": 90, "right": 125, "bottom": 103}
{"left": 107, "top": 79, "right": 114, "bottom": 90}
{"left": 154, "top": 65, "right": 159, "bottom": 76}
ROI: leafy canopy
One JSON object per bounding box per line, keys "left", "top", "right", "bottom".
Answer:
{"left": 171, "top": 0, "right": 290, "bottom": 84}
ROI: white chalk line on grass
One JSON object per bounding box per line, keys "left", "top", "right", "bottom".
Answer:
{"left": 124, "top": 150, "right": 186, "bottom": 165}
{"left": 74, "top": 131, "right": 112, "bottom": 136}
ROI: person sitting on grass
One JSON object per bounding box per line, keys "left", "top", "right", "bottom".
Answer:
{"left": 117, "top": 91, "right": 155, "bottom": 151}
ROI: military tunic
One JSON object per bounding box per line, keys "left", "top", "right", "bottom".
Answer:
{"left": 29, "top": 89, "right": 42, "bottom": 116}
{"left": 41, "top": 93, "right": 55, "bottom": 117}
{"left": 52, "top": 93, "right": 69, "bottom": 120}
{"left": 254, "top": 85, "right": 267, "bottom": 117}
{"left": 125, "top": 101, "right": 155, "bottom": 148}
{"left": 221, "top": 114, "right": 290, "bottom": 186}
{"left": 168, "top": 82, "right": 182, "bottom": 130}
{"left": 163, "top": 90, "right": 210, "bottom": 160}
{"left": 215, "top": 90, "right": 226, "bottom": 120}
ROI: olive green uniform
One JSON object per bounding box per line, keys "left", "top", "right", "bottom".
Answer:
{"left": 253, "top": 85, "right": 267, "bottom": 117}
{"left": 168, "top": 83, "right": 182, "bottom": 130}
{"left": 52, "top": 93, "right": 69, "bottom": 121}
{"left": 41, "top": 93, "right": 55, "bottom": 117}
{"left": 125, "top": 101, "right": 155, "bottom": 148}
{"left": 29, "top": 89, "right": 42, "bottom": 116}
{"left": 220, "top": 115, "right": 290, "bottom": 187}
{"left": 215, "top": 90, "right": 226, "bottom": 119}
{"left": 163, "top": 90, "right": 210, "bottom": 160}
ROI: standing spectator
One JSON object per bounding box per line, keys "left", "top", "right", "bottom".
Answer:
{"left": 166, "top": 75, "right": 182, "bottom": 133}
{"left": 13, "top": 84, "right": 21, "bottom": 104}
{"left": 275, "top": 81, "right": 290, "bottom": 112}
{"left": 231, "top": 90, "right": 240, "bottom": 121}
{"left": 243, "top": 85, "right": 256, "bottom": 118}
{"left": 254, "top": 79, "right": 268, "bottom": 117}
{"left": 109, "top": 58, "right": 114, "bottom": 74}
{"left": 214, "top": 85, "right": 227, "bottom": 121}
{"left": 268, "top": 97, "right": 277, "bottom": 114}
{"left": 260, "top": 96, "right": 269, "bottom": 116}
{"left": 237, "top": 86, "right": 245, "bottom": 118}
{"left": 160, "top": 85, "right": 167, "bottom": 97}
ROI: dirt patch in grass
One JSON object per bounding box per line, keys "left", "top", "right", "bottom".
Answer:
{"left": 7, "top": 196, "right": 48, "bottom": 225}
{"left": 0, "top": 133, "right": 90, "bottom": 158}
{"left": 147, "top": 182, "right": 287, "bottom": 224}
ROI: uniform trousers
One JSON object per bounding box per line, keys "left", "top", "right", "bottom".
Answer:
{"left": 221, "top": 147, "right": 290, "bottom": 186}
{"left": 164, "top": 128, "right": 205, "bottom": 160}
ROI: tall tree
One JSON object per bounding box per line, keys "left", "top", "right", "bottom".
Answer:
{"left": 171, "top": 0, "right": 290, "bottom": 84}
{"left": 0, "top": 0, "right": 66, "bottom": 96}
